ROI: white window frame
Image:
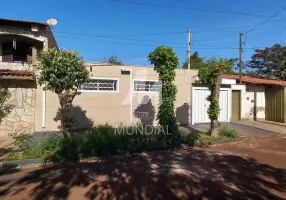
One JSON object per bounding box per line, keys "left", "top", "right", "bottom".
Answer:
{"left": 79, "top": 77, "right": 120, "bottom": 93}
{"left": 133, "top": 79, "right": 161, "bottom": 93}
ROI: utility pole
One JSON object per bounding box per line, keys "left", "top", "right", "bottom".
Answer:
{"left": 187, "top": 29, "right": 191, "bottom": 69}
{"left": 239, "top": 33, "right": 243, "bottom": 84}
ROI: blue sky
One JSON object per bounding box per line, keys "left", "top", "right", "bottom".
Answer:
{"left": 1, "top": 0, "right": 286, "bottom": 66}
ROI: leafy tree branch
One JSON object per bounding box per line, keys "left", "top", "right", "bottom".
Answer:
{"left": 38, "top": 49, "right": 90, "bottom": 137}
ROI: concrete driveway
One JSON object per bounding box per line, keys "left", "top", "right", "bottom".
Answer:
{"left": 0, "top": 137, "right": 285, "bottom": 200}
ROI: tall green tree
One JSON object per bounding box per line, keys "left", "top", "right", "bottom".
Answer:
{"left": 102, "top": 55, "right": 123, "bottom": 65}
{"left": 246, "top": 44, "right": 286, "bottom": 80}
{"left": 148, "top": 46, "right": 179, "bottom": 145}
{"left": 198, "top": 59, "right": 227, "bottom": 137}
{"left": 206, "top": 58, "right": 238, "bottom": 74}
{"left": 38, "top": 49, "right": 90, "bottom": 137}
{"left": 182, "top": 51, "right": 206, "bottom": 69}
{"left": 183, "top": 51, "right": 238, "bottom": 74}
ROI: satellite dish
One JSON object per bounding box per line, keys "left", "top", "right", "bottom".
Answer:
{"left": 47, "top": 18, "right": 58, "bottom": 26}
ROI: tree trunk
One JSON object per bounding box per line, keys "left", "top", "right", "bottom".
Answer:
{"left": 60, "top": 105, "right": 69, "bottom": 138}
{"left": 210, "top": 65, "right": 224, "bottom": 137}
{"left": 210, "top": 119, "right": 219, "bottom": 137}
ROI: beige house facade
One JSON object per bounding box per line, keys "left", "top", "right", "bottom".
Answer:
{"left": 35, "top": 63, "right": 198, "bottom": 132}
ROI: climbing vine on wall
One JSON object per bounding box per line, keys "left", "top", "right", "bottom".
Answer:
{"left": 148, "top": 46, "right": 180, "bottom": 145}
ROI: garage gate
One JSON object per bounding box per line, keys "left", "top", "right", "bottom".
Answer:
{"left": 192, "top": 87, "right": 230, "bottom": 125}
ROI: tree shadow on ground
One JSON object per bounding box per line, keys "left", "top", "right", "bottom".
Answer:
{"left": 54, "top": 105, "right": 94, "bottom": 131}
{"left": 0, "top": 146, "right": 15, "bottom": 162}
{"left": 134, "top": 96, "right": 155, "bottom": 126}
{"left": 0, "top": 148, "right": 285, "bottom": 200}
{"left": 176, "top": 103, "right": 190, "bottom": 125}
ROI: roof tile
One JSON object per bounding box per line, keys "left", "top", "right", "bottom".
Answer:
{"left": 0, "top": 18, "right": 48, "bottom": 26}
{"left": 0, "top": 70, "right": 35, "bottom": 77}
{"left": 223, "top": 74, "right": 286, "bottom": 86}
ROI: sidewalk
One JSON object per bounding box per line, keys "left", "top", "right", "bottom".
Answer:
{"left": 236, "top": 120, "right": 286, "bottom": 135}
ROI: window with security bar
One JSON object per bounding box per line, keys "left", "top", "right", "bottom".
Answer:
{"left": 79, "top": 78, "right": 118, "bottom": 92}
{"left": 134, "top": 80, "right": 161, "bottom": 92}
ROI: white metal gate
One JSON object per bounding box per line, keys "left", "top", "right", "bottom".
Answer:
{"left": 192, "top": 87, "right": 230, "bottom": 124}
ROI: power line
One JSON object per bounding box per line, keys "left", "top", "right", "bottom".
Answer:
{"left": 53, "top": 19, "right": 286, "bottom": 40}
{"left": 54, "top": 32, "right": 240, "bottom": 46}
{"left": 56, "top": 35, "right": 266, "bottom": 50}
{"left": 193, "top": 34, "right": 237, "bottom": 43}
{"left": 54, "top": 31, "right": 185, "bottom": 45}
{"left": 54, "top": 22, "right": 280, "bottom": 46}
{"left": 246, "top": 6, "right": 286, "bottom": 33}
{"left": 109, "top": 0, "right": 286, "bottom": 18}
{"left": 244, "top": 6, "right": 286, "bottom": 45}
{"left": 55, "top": 35, "right": 186, "bottom": 48}
{"left": 177, "top": 0, "right": 250, "bottom": 14}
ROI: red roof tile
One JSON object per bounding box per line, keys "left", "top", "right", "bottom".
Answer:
{"left": 223, "top": 74, "right": 286, "bottom": 86}
{"left": 0, "top": 18, "right": 48, "bottom": 26}
{"left": 0, "top": 70, "right": 35, "bottom": 77}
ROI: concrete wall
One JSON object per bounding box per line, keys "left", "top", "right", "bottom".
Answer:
{"left": 35, "top": 64, "right": 198, "bottom": 132}
{"left": 231, "top": 84, "right": 265, "bottom": 120}
{"left": 0, "top": 26, "right": 47, "bottom": 43}
{"left": 0, "top": 62, "right": 31, "bottom": 70}
{"left": 0, "top": 80, "right": 36, "bottom": 136}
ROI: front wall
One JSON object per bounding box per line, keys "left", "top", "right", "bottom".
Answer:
{"left": 231, "top": 84, "right": 265, "bottom": 120}
{"left": 34, "top": 65, "right": 198, "bottom": 132}
{"left": 0, "top": 80, "right": 36, "bottom": 136}
{"left": 0, "top": 27, "right": 47, "bottom": 42}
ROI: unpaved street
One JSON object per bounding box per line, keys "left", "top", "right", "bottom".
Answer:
{"left": 0, "top": 137, "right": 285, "bottom": 200}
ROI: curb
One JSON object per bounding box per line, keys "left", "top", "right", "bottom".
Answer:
{"left": 0, "top": 137, "right": 254, "bottom": 168}
{"left": 1, "top": 158, "right": 45, "bottom": 168}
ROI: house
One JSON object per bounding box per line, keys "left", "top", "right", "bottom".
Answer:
{"left": 0, "top": 18, "right": 57, "bottom": 136}
{"left": 191, "top": 74, "right": 286, "bottom": 124}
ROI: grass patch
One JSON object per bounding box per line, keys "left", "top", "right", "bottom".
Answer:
{"left": 4, "top": 124, "right": 237, "bottom": 162}
{"left": 219, "top": 124, "right": 238, "bottom": 139}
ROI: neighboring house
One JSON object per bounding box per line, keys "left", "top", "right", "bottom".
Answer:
{"left": 0, "top": 18, "right": 57, "bottom": 136}
{"left": 191, "top": 74, "right": 286, "bottom": 124}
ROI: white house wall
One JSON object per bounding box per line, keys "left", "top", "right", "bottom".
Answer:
{"left": 231, "top": 84, "right": 265, "bottom": 120}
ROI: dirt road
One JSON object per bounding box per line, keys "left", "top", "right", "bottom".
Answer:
{"left": 0, "top": 137, "right": 285, "bottom": 200}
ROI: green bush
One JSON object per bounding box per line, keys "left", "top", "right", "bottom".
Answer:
{"left": 81, "top": 124, "right": 159, "bottom": 157}
{"left": 5, "top": 124, "right": 237, "bottom": 162}
{"left": 219, "top": 124, "right": 237, "bottom": 139}
{"left": 48, "top": 134, "right": 84, "bottom": 162}
{"left": 5, "top": 134, "right": 61, "bottom": 161}
{"left": 81, "top": 124, "right": 117, "bottom": 157}
{"left": 180, "top": 131, "right": 201, "bottom": 145}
